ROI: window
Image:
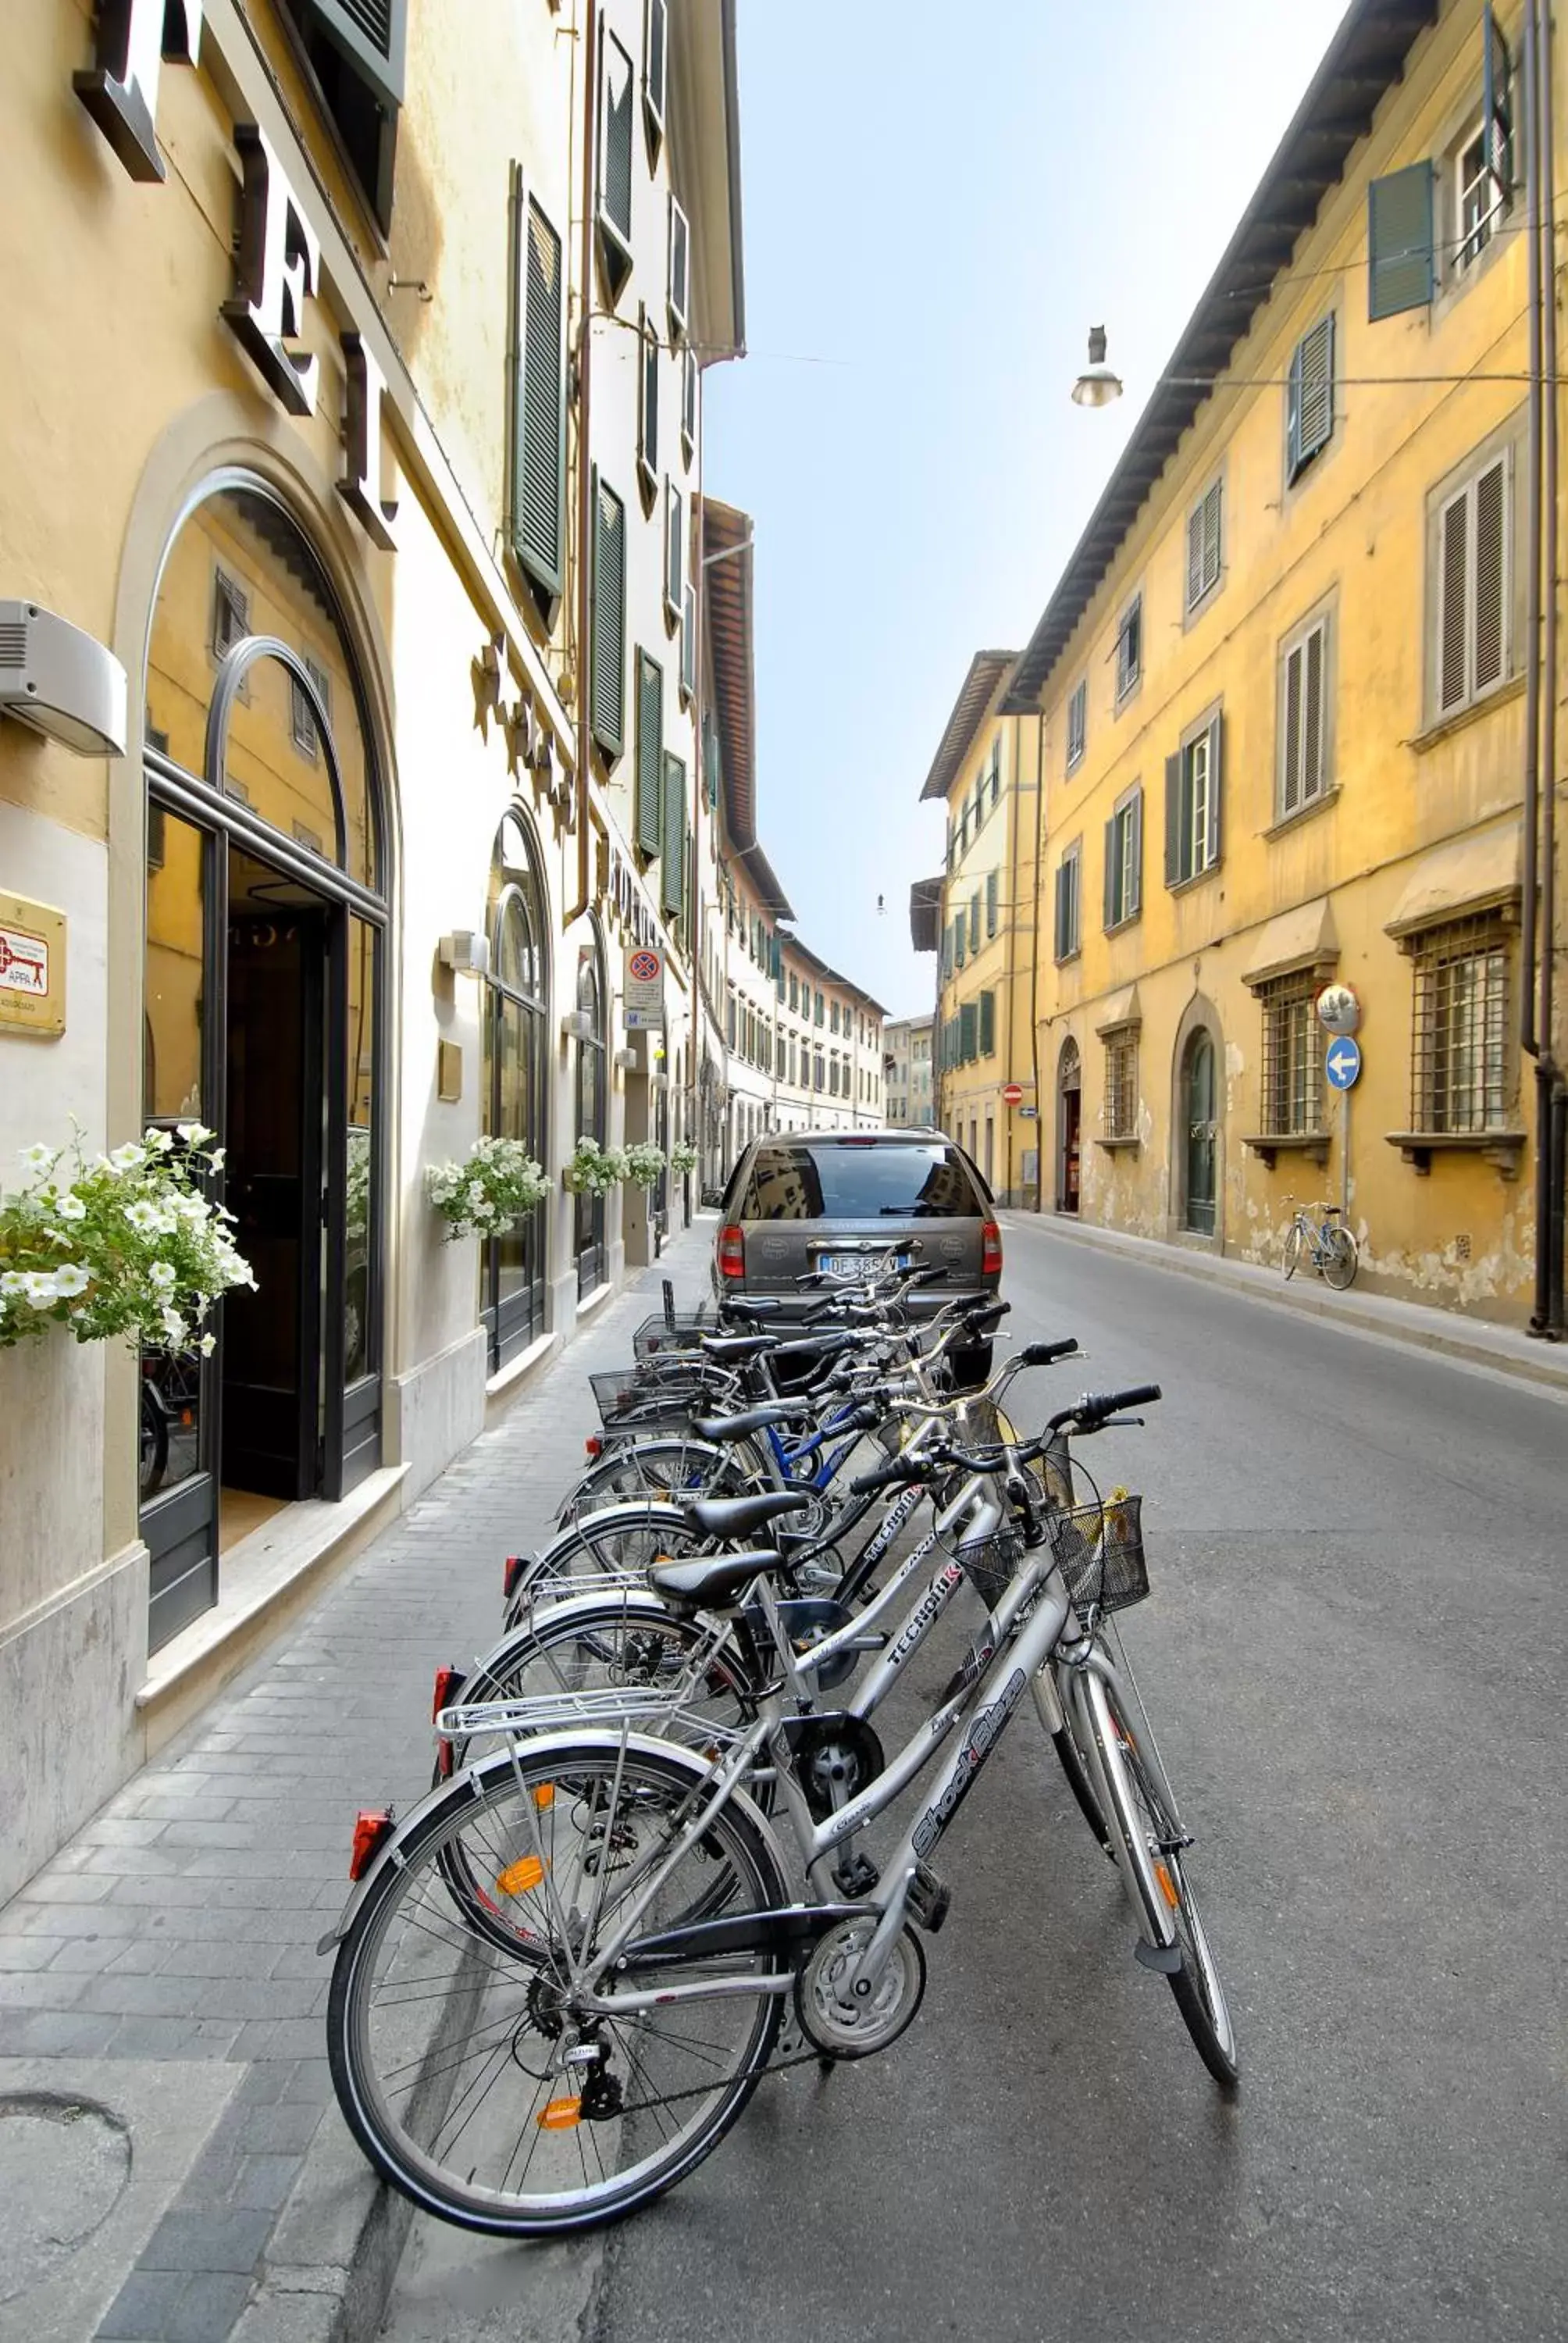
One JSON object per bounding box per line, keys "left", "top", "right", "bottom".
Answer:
{"left": 789, "top": 972, "right": 799, "bottom": 1011}
{"left": 985, "top": 868, "right": 999, "bottom": 940}
{"left": 1433, "top": 449, "right": 1510, "bottom": 720}
{"left": 989, "top": 737, "right": 1001, "bottom": 807}
{"left": 643, "top": 0, "right": 667, "bottom": 157}
{"left": 1279, "top": 615, "right": 1331, "bottom": 817}
{"left": 661, "top": 753, "right": 686, "bottom": 918}
{"left": 1455, "top": 20, "right": 1514, "bottom": 280}
{"left": 681, "top": 346, "right": 698, "bottom": 468}
{"left": 738, "top": 1139, "right": 985, "bottom": 1220}
{"left": 830, "top": 1000, "right": 839, "bottom": 1034}
{"left": 1185, "top": 477, "right": 1223, "bottom": 612}
{"left": 637, "top": 306, "right": 659, "bottom": 493}
{"left": 815, "top": 990, "right": 825, "bottom": 1025}
{"left": 1367, "top": 160, "right": 1435, "bottom": 319}
{"left": 1115, "top": 595, "right": 1142, "bottom": 703}
{"left": 978, "top": 991, "right": 996, "bottom": 1056}
{"left": 509, "top": 180, "right": 567, "bottom": 610}
{"left": 814, "top": 1052, "right": 825, "bottom": 1092}
{"left": 1410, "top": 915, "right": 1509, "bottom": 1133}
{"left": 680, "top": 582, "right": 695, "bottom": 704}
{"left": 634, "top": 651, "right": 663, "bottom": 860}
{"left": 280, "top": 0, "right": 405, "bottom": 234}
{"left": 1067, "top": 679, "right": 1087, "bottom": 772}
{"left": 590, "top": 474, "right": 626, "bottom": 759}
{"left": 597, "top": 34, "right": 635, "bottom": 294}
{"left": 212, "top": 566, "right": 248, "bottom": 663}
{"left": 1103, "top": 785, "right": 1142, "bottom": 929}
{"left": 1164, "top": 713, "right": 1223, "bottom": 886}
{"left": 1103, "top": 1030, "right": 1138, "bottom": 1140}
{"left": 1053, "top": 842, "right": 1082, "bottom": 961}
{"left": 1258, "top": 972, "right": 1322, "bottom": 1136}
{"left": 954, "top": 914, "right": 966, "bottom": 970}
{"left": 959, "top": 1002, "right": 978, "bottom": 1061}
{"left": 290, "top": 653, "right": 330, "bottom": 760}
{"left": 668, "top": 196, "right": 690, "bottom": 343}
{"left": 968, "top": 893, "right": 980, "bottom": 954}
{"left": 665, "top": 480, "right": 684, "bottom": 622}
{"left": 1287, "top": 314, "right": 1335, "bottom": 483}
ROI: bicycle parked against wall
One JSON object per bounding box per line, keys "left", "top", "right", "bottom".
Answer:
{"left": 1282, "top": 1197, "right": 1358, "bottom": 1290}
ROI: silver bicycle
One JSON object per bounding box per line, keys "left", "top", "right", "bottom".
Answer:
{"left": 321, "top": 1384, "right": 1238, "bottom": 2236}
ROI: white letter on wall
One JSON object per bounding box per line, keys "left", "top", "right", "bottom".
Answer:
{"left": 74, "top": 0, "right": 204, "bottom": 184}
{"left": 338, "top": 333, "right": 399, "bottom": 551}
{"left": 221, "top": 124, "right": 322, "bottom": 419}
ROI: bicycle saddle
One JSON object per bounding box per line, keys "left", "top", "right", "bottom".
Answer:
{"left": 690, "top": 1403, "right": 810, "bottom": 1443}
{"left": 649, "top": 1546, "right": 789, "bottom": 1612}
{"left": 682, "top": 1489, "right": 815, "bottom": 1542}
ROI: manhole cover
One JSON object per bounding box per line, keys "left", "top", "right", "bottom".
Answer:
{"left": 0, "top": 2095, "right": 131, "bottom": 2303}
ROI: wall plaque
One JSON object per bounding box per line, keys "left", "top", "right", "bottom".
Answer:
{"left": 0, "top": 893, "right": 66, "bottom": 1038}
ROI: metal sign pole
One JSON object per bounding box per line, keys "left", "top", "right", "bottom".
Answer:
{"left": 1342, "top": 1083, "right": 1351, "bottom": 1223}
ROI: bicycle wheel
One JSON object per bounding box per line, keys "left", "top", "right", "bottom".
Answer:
{"left": 559, "top": 1439, "right": 754, "bottom": 1522}
{"left": 524, "top": 1510, "right": 711, "bottom": 1599}
{"left": 1032, "top": 1662, "right": 1110, "bottom": 1850}
{"left": 330, "top": 1737, "right": 789, "bottom": 2236}
{"left": 1081, "top": 1671, "right": 1239, "bottom": 2092}
{"left": 1281, "top": 1221, "right": 1306, "bottom": 1281}
{"left": 1320, "top": 1226, "right": 1358, "bottom": 1291}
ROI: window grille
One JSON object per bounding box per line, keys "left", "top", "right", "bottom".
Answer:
{"left": 1410, "top": 915, "right": 1509, "bottom": 1132}
{"left": 1104, "top": 1031, "right": 1137, "bottom": 1139}
{"left": 1258, "top": 971, "right": 1322, "bottom": 1136}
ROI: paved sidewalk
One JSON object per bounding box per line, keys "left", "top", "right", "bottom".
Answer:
{"left": 1007, "top": 1207, "right": 1568, "bottom": 1395}
{"left": 0, "top": 1223, "right": 714, "bottom": 2343}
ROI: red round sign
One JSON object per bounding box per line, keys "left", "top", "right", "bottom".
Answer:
{"left": 1001, "top": 1082, "right": 1025, "bottom": 1106}
{"left": 628, "top": 948, "right": 661, "bottom": 982}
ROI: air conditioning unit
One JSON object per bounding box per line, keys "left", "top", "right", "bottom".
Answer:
{"left": 0, "top": 603, "right": 127, "bottom": 756}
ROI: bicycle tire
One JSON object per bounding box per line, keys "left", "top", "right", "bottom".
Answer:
{"left": 329, "top": 1737, "right": 788, "bottom": 2236}
{"left": 559, "top": 1439, "right": 758, "bottom": 1522}
{"left": 1081, "top": 1671, "right": 1239, "bottom": 2092}
{"left": 1281, "top": 1222, "right": 1306, "bottom": 1281}
{"left": 522, "top": 1510, "right": 711, "bottom": 1600}
{"left": 1320, "top": 1226, "right": 1358, "bottom": 1291}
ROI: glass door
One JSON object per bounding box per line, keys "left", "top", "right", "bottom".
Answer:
{"left": 1184, "top": 1031, "right": 1217, "bottom": 1235}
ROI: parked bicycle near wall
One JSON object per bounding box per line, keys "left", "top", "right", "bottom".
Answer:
{"left": 1281, "top": 1196, "right": 1359, "bottom": 1289}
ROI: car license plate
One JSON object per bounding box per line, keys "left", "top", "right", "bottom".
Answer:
{"left": 817, "top": 1252, "right": 904, "bottom": 1277}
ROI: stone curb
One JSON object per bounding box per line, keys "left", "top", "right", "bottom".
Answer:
{"left": 1002, "top": 1208, "right": 1568, "bottom": 1396}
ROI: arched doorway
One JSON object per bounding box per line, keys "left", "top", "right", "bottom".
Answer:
{"left": 1179, "top": 1028, "right": 1220, "bottom": 1236}
{"left": 1056, "top": 1036, "right": 1082, "bottom": 1214}
{"left": 483, "top": 809, "right": 548, "bottom": 1371}
{"left": 574, "top": 933, "right": 608, "bottom": 1297}
{"left": 141, "top": 480, "right": 387, "bottom": 1651}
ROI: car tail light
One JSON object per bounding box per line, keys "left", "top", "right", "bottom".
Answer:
{"left": 583, "top": 1434, "right": 603, "bottom": 1459}
{"left": 982, "top": 1221, "right": 1003, "bottom": 1278}
{"left": 348, "top": 1809, "right": 394, "bottom": 1881}
{"left": 718, "top": 1225, "right": 745, "bottom": 1280}
{"left": 503, "top": 1554, "right": 528, "bottom": 1600}
{"left": 431, "top": 1664, "right": 463, "bottom": 1724}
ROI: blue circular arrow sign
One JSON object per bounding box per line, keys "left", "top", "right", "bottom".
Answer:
{"left": 1324, "top": 1034, "right": 1362, "bottom": 1091}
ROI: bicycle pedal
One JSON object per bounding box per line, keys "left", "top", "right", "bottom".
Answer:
{"left": 832, "top": 1852, "right": 879, "bottom": 1898}
{"left": 907, "top": 1860, "right": 951, "bottom": 1935}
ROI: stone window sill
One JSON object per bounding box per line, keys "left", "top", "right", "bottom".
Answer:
{"left": 1263, "top": 785, "right": 1342, "bottom": 842}
{"left": 1242, "top": 1130, "right": 1331, "bottom": 1170}
{"left": 1095, "top": 1134, "right": 1140, "bottom": 1152}
{"left": 1385, "top": 1129, "right": 1527, "bottom": 1177}
{"left": 1407, "top": 672, "right": 1525, "bottom": 754}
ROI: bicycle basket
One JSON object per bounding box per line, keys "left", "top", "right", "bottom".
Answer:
{"left": 589, "top": 1367, "right": 712, "bottom": 1433}
{"left": 633, "top": 1311, "right": 711, "bottom": 1361}
{"left": 1048, "top": 1494, "right": 1148, "bottom": 1618}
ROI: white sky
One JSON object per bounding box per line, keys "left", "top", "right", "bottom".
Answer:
{"left": 704, "top": 0, "right": 1356, "bottom": 1018}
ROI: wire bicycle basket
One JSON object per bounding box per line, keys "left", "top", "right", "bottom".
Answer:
{"left": 1048, "top": 1489, "right": 1149, "bottom": 1619}
{"left": 589, "top": 1367, "right": 715, "bottom": 1434}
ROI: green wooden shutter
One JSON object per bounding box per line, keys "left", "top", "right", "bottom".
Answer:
{"left": 1206, "top": 715, "right": 1224, "bottom": 869}
{"left": 296, "top": 0, "right": 407, "bottom": 109}
{"left": 1483, "top": 5, "right": 1514, "bottom": 207}
{"left": 1368, "top": 162, "right": 1434, "bottom": 319}
{"left": 1164, "top": 752, "right": 1182, "bottom": 887}
{"left": 978, "top": 991, "right": 996, "bottom": 1056}
{"left": 599, "top": 34, "right": 634, "bottom": 266}
{"left": 1288, "top": 313, "right": 1334, "bottom": 483}
{"left": 1127, "top": 789, "right": 1142, "bottom": 918}
{"left": 661, "top": 752, "right": 685, "bottom": 915}
{"left": 1053, "top": 864, "right": 1066, "bottom": 960}
{"left": 968, "top": 893, "right": 979, "bottom": 954}
{"left": 635, "top": 649, "right": 662, "bottom": 852}
{"left": 509, "top": 179, "right": 565, "bottom": 604}
{"left": 985, "top": 868, "right": 998, "bottom": 938}
{"left": 638, "top": 308, "right": 659, "bottom": 483}
{"left": 1103, "top": 816, "right": 1117, "bottom": 930}
{"left": 960, "top": 1002, "right": 978, "bottom": 1062}
{"left": 702, "top": 716, "right": 719, "bottom": 807}
{"left": 681, "top": 583, "right": 696, "bottom": 699}
{"left": 590, "top": 475, "right": 626, "bottom": 758}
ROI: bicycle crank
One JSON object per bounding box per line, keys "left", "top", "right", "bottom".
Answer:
{"left": 794, "top": 1917, "right": 926, "bottom": 2059}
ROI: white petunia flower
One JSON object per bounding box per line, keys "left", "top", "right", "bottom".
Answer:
{"left": 161, "top": 1306, "right": 186, "bottom": 1344}
{"left": 51, "top": 1264, "right": 89, "bottom": 1298}
{"left": 123, "top": 1200, "right": 162, "bottom": 1233}
{"left": 52, "top": 1193, "right": 87, "bottom": 1221}
{"left": 176, "top": 1122, "right": 212, "bottom": 1147}
{"left": 148, "top": 1261, "right": 177, "bottom": 1290}
{"left": 144, "top": 1127, "right": 175, "bottom": 1153}
{"left": 109, "top": 1143, "right": 145, "bottom": 1172}
{"left": 1, "top": 1271, "right": 27, "bottom": 1296}
{"left": 20, "top": 1143, "right": 55, "bottom": 1173}
{"left": 198, "top": 1331, "right": 216, "bottom": 1356}
{"left": 23, "top": 1271, "right": 61, "bottom": 1306}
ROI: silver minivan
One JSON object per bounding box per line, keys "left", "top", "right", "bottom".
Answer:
{"left": 712, "top": 1130, "right": 1003, "bottom": 1382}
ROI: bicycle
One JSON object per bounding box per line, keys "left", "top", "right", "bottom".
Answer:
{"left": 321, "top": 1382, "right": 1238, "bottom": 2237}
{"left": 1281, "top": 1196, "right": 1358, "bottom": 1289}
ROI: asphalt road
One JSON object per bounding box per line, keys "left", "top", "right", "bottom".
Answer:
{"left": 383, "top": 1220, "right": 1568, "bottom": 2343}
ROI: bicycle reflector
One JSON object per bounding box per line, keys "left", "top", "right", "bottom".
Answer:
{"left": 584, "top": 1435, "right": 604, "bottom": 1459}
{"left": 718, "top": 1225, "right": 745, "bottom": 1279}
{"left": 982, "top": 1221, "right": 1003, "bottom": 1278}
{"left": 348, "top": 1810, "right": 393, "bottom": 1881}
{"left": 431, "top": 1664, "right": 463, "bottom": 1724}
{"left": 502, "top": 1555, "right": 527, "bottom": 1600}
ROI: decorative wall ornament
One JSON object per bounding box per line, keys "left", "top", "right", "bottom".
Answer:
{"left": 501, "top": 694, "right": 533, "bottom": 780}
{"left": 471, "top": 633, "right": 505, "bottom": 740}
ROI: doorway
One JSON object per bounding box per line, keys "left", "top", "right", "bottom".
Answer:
{"left": 1057, "top": 1036, "right": 1082, "bottom": 1214}
{"left": 1181, "top": 1029, "right": 1218, "bottom": 1236}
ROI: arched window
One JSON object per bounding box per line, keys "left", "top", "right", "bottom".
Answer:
{"left": 575, "top": 933, "right": 608, "bottom": 1297}
{"left": 483, "top": 810, "right": 550, "bottom": 1369}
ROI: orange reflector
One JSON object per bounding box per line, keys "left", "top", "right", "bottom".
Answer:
{"left": 1153, "top": 1859, "right": 1180, "bottom": 1911}
{"left": 537, "top": 2097, "right": 583, "bottom": 2130}
{"left": 496, "top": 1855, "right": 545, "bottom": 1896}
{"left": 533, "top": 1784, "right": 555, "bottom": 1811}
{"left": 431, "top": 1664, "right": 463, "bottom": 1724}
{"left": 348, "top": 1810, "right": 393, "bottom": 1881}
{"left": 584, "top": 1435, "right": 603, "bottom": 1458}
{"left": 502, "top": 1555, "right": 527, "bottom": 1600}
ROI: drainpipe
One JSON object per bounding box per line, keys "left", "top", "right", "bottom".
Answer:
{"left": 1523, "top": 0, "right": 1542, "bottom": 1067}
{"left": 1028, "top": 707, "right": 1046, "bottom": 1208}
{"left": 1535, "top": 0, "right": 1566, "bottom": 1336}
{"left": 566, "top": 0, "right": 598, "bottom": 926}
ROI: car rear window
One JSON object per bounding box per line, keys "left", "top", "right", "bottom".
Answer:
{"left": 736, "top": 1142, "right": 984, "bottom": 1221}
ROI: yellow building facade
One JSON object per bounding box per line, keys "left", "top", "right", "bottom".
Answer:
{"left": 1007, "top": 0, "right": 1564, "bottom": 1323}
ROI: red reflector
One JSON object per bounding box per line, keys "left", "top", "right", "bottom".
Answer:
{"left": 349, "top": 1810, "right": 393, "bottom": 1881}
{"left": 718, "top": 1225, "right": 745, "bottom": 1280}
{"left": 503, "top": 1555, "right": 527, "bottom": 1599}
{"left": 432, "top": 1664, "right": 462, "bottom": 1724}
{"left": 584, "top": 1435, "right": 603, "bottom": 1459}
{"left": 982, "top": 1221, "right": 1003, "bottom": 1278}
{"left": 436, "top": 1739, "right": 454, "bottom": 1780}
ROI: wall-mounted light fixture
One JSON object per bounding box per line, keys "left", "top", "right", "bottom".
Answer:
{"left": 437, "top": 930, "right": 490, "bottom": 977}
{"left": 0, "top": 603, "right": 128, "bottom": 755}
{"left": 561, "top": 1007, "right": 594, "bottom": 1041}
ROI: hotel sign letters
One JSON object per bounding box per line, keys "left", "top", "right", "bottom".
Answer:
{"left": 73, "top": 0, "right": 203, "bottom": 185}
